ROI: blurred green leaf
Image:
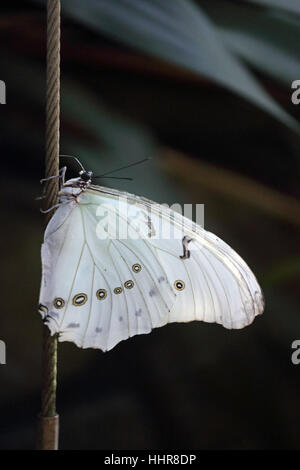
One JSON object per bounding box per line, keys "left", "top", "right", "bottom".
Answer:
{"left": 220, "top": 30, "right": 300, "bottom": 85}
{"left": 35, "top": 0, "right": 299, "bottom": 131}
{"left": 200, "top": 1, "right": 300, "bottom": 85}
{"left": 162, "top": 148, "right": 300, "bottom": 227}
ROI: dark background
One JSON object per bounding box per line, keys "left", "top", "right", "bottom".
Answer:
{"left": 1, "top": 0, "right": 300, "bottom": 449}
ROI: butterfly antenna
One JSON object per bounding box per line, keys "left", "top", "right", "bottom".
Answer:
{"left": 94, "top": 157, "right": 151, "bottom": 178}
{"left": 60, "top": 154, "right": 86, "bottom": 171}
{"left": 98, "top": 176, "right": 133, "bottom": 181}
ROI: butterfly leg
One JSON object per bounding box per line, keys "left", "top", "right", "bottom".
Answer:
{"left": 39, "top": 199, "right": 71, "bottom": 214}
{"left": 40, "top": 166, "right": 67, "bottom": 187}
{"left": 37, "top": 167, "right": 67, "bottom": 203}
{"left": 40, "top": 202, "right": 62, "bottom": 214}
{"left": 60, "top": 166, "right": 67, "bottom": 186}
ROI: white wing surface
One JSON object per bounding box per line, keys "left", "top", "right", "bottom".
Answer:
{"left": 39, "top": 185, "right": 264, "bottom": 351}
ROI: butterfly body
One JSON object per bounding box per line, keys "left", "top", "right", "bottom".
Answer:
{"left": 39, "top": 169, "right": 264, "bottom": 351}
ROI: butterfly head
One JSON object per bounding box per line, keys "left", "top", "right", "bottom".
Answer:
{"left": 79, "top": 170, "right": 93, "bottom": 183}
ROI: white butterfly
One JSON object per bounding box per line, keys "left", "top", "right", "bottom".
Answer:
{"left": 39, "top": 161, "right": 264, "bottom": 352}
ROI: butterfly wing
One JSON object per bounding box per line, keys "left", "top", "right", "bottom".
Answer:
{"left": 39, "top": 189, "right": 176, "bottom": 351}
{"left": 90, "top": 185, "right": 264, "bottom": 327}
{"left": 39, "top": 185, "right": 264, "bottom": 351}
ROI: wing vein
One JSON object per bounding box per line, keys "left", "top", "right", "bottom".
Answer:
{"left": 82, "top": 262, "right": 95, "bottom": 346}
{"left": 58, "top": 242, "right": 85, "bottom": 329}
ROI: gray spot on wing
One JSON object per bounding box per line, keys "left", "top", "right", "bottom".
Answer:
{"left": 67, "top": 323, "right": 80, "bottom": 328}
{"left": 149, "top": 288, "right": 156, "bottom": 297}
{"left": 135, "top": 308, "right": 142, "bottom": 317}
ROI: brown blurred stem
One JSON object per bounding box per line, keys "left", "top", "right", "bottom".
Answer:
{"left": 36, "top": 0, "right": 61, "bottom": 450}
{"left": 162, "top": 148, "right": 300, "bottom": 228}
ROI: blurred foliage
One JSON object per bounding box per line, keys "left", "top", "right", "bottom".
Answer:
{"left": 38, "top": 0, "right": 300, "bottom": 131}
{"left": 0, "top": 0, "right": 300, "bottom": 450}
{"left": 201, "top": 1, "right": 300, "bottom": 86}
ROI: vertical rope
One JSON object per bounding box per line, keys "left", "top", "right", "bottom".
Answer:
{"left": 37, "top": 0, "right": 61, "bottom": 450}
